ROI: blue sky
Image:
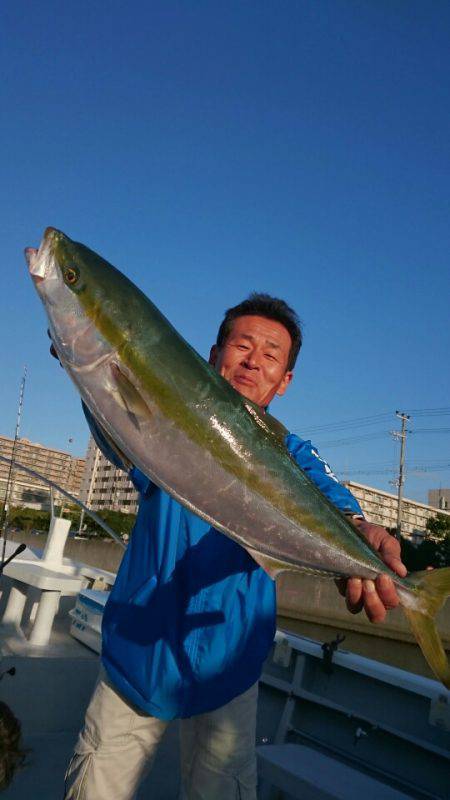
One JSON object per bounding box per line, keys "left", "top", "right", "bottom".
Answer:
{"left": 1, "top": 1, "right": 449, "bottom": 504}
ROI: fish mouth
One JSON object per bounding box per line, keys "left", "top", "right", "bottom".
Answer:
{"left": 25, "top": 227, "right": 62, "bottom": 283}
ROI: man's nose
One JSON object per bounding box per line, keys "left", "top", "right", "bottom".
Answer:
{"left": 242, "top": 352, "right": 259, "bottom": 369}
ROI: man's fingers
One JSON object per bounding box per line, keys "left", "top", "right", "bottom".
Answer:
{"left": 374, "top": 574, "right": 400, "bottom": 610}
{"left": 379, "top": 551, "right": 407, "bottom": 578}
{"left": 345, "top": 578, "right": 364, "bottom": 614}
{"left": 378, "top": 536, "right": 407, "bottom": 577}
{"left": 361, "top": 580, "right": 387, "bottom": 623}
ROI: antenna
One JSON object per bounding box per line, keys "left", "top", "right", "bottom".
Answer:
{"left": 0, "top": 367, "right": 27, "bottom": 568}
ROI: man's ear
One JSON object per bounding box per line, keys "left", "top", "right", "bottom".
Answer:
{"left": 209, "top": 345, "right": 218, "bottom": 366}
{"left": 276, "top": 371, "right": 294, "bottom": 397}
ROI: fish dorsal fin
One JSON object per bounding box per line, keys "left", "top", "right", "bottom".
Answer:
{"left": 244, "top": 400, "right": 288, "bottom": 442}
{"left": 265, "top": 412, "right": 289, "bottom": 441}
{"left": 111, "top": 362, "right": 153, "bottom": 427}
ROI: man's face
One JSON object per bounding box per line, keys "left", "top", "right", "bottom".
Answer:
{"left": 209, "top": 315, "right": 294, "bottom": 408}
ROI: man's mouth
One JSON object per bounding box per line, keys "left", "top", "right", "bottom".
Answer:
{"left": 233, "top": 375, "right": 256, "bottom": 387}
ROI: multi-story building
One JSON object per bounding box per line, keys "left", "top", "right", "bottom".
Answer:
{"left": 343, "top": 481, "right": 450, "bottom": 542}
{"left": 428, "top": 488, "right": 450, "bottom": 512}
{"left": 0, "top": 434, "right": 85, "bottom": 510}
{"left": 80, "top": 444, "right": 450, "bottom": 535}
{"left": 80, "top": 437, "right": 138, "bottom": 514}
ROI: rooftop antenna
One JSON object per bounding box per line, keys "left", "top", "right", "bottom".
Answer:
{"left": 0, "top": 366, "right": 27, "bottom": 568}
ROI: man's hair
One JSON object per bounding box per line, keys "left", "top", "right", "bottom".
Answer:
{"left": 216, "top": 293, "right": 303, "bottom": 371}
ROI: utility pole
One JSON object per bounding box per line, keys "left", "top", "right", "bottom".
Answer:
{"left": 391, "top": 411, "right": 410, "bottom": 540}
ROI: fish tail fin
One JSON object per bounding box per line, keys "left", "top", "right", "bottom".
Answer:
{"left": 401, "top": 567, "right": 450, "bottom": 688}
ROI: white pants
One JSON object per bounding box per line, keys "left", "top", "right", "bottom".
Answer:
{"left": 64, "top": 668, "right": 258, "bottom": 800}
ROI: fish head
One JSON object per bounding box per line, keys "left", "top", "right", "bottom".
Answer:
{"left": 25, "top": 227, "right": 115, "bottom": 371}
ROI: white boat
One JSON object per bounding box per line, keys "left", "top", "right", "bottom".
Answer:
{"left": 0, "top": 526, "right": 449, "bottom": 799}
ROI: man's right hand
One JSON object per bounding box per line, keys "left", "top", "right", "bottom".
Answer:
{"left": 337, "top": 520, "right": 407, "bottom": 623}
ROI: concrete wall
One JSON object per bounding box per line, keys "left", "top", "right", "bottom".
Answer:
{"left": 276, "top": 571, "right": 450, "bottom": 680}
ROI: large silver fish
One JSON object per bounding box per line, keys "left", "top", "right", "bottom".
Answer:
{"left": 26, "top": 227, "right": 450, "bottom": 688}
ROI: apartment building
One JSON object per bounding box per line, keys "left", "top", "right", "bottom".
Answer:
{"left": 428, "top": 488, "right": 450, "bottom": 511}
{"left": 80, "top": 437, "right": 138, "bottom": 514}
{"left": 0, "top": 433, "right": 85, "bottom": 510}
{"left": 343, "top": 481, "right": 450, "bottom": 541}
{"left": 80, "top": 438, "right": 450, "bottom": 537}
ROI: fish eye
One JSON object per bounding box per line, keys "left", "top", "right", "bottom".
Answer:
{"left": 63, "top": 266, "right": 80, "bottom": 286}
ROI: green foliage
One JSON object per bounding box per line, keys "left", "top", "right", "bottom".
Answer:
{"left": 400, "top": 513, "right": 450, "bottom": 570}
{"left": 6, "top": 504, "right": 136, "bottom": 541}
{"left": 83, "top": 509, "right": 136, "bottom": 538}
{"left": 7, "top": 506, "right": 51, "bottom": 533}
{"left": 425, "top": 513, "right": 450, "bottom": 539}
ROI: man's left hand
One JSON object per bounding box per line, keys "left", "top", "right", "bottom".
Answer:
{"left": 337, "top": 520, "right": 407, "bottom": 624}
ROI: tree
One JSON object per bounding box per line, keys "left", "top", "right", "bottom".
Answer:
{"left": 83, "top": 509, "right": 136, "bottom": 539}
{"left": 425, "top": 513, "right": 450, "bottom": 540}
{"left": 424, "top": 513, "right": 450, "bottom": 568}
{"left": 7, "top": 506, "right": 51, "bottom": 533}
{"left": 401, "top": 513, "right": 450, "bottom": 570}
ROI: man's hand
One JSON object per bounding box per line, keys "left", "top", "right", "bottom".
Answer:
{"left": 337, "top": 519, "right": 407, "bottom": 624}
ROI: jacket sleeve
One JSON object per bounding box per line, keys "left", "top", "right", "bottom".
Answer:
{"left": 82, "top": 402, "right": 154, "bottom": 496}
{"left": 285, "top": 432, "right": 364, "bottom": 517}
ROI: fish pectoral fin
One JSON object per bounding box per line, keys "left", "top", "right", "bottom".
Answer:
{"left": 246, "top": 547, "right": 290, "bottom": 579}
{"left": 110, "top": 362, "right": 152, "bottom": 428}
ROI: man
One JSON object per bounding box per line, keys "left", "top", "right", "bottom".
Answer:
{"left": 64, "top": 294, "right": 406, "bottom": 800}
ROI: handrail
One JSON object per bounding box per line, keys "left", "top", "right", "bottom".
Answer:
{"left": 0, "top": 455, "right": 126, "bottom": 549}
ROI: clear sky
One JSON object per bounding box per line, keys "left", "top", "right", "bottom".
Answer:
{"left": 1, "top": 1, "right": 449, "bottom": 504}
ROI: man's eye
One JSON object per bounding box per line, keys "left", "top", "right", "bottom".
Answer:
{"left": 265, "top": 353, "right": 276, "bottom": 361}
{"left": 237, "top": 344, "right": 249, "bottom": 350}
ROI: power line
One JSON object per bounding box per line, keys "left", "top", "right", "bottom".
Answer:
{"left": 299, "top": 407, "right": 450, "bottom": 435}
{"left": 317, "top": 431, "right": 389, "bottom": 448}
{"left": 301, "top": 413, "right": 392, "bottom": 435}
{"left": 334, "top": 457, "right": 450, "bottom": 472}
{"left": 308, "top": 426, "right": 450, "bottom": 448}
{"left": 404, "top": 407, "right": 450, "bottom": 416}
{"left": 336, "top": 464, "right": 450, "bottom": 477}
{"left": 412, "top": 428, "right": 450, "bottom": 434}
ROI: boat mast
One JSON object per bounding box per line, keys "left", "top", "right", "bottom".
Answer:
{"left": 0, "top": 366, "right": 27, "bottom": 567}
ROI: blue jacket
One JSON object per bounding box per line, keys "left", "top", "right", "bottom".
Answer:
{"left": 85, "top": 409, "right": 363, "bottom": 720}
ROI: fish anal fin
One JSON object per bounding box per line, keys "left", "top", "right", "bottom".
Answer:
{"left": 246, "top": 547, "right": 290, "bottom": 579}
